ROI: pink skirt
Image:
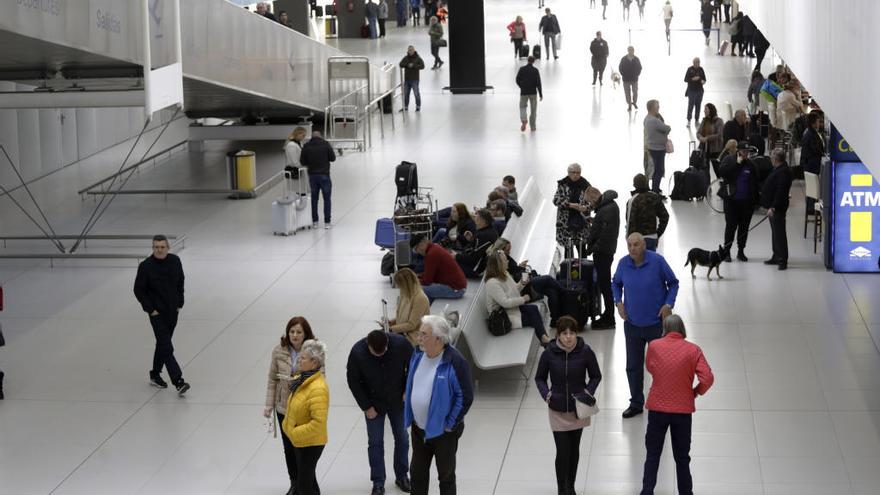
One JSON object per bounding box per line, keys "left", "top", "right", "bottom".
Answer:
{"left": 549, "top": 408, "right": 590, "bottom": 432}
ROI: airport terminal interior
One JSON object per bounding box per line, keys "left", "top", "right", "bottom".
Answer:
{"left": 1, "top": 0, "right": 880, "bottom": 494}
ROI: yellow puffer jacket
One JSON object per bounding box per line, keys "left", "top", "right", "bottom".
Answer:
{"left": 282, "top": 372, "right": 329, "bottom": 447}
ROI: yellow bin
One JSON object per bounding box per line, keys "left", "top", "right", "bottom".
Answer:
{"left": 227, "top": 150, "right": 256, "bottom": 197}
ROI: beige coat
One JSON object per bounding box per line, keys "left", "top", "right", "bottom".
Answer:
{"left": 485, "top": 275, "right": 525, "bottom": 328}
{"left": 390, "top": 291, "right": 429, "bottom": 346}
{"left": 265, "top": 344, "right": 297, "bottom": 415}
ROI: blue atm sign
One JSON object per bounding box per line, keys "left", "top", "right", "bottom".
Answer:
{"left": 830, "top": 124, "right": 860, "bottom": 163}
{"left": 832, "top": 162, "right": 880, "bottom": 272}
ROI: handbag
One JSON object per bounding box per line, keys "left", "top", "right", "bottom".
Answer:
{"left": 573, "top": 391, "right": 599, "bottom": 419}
{"left": 487, "top": 307, "right": 512, "bottom": 336}
{"left": 665, "top": 138, "right": 674, "bottom": 154}
{"left": 437, "top": 39, "right": 448, "bottom": 47}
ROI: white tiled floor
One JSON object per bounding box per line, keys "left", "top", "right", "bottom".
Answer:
{"left": 1, "top": 1, "right": 880, "bottom": 494}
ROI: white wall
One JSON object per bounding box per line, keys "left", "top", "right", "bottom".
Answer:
{"left": 738, "top": 0, "right": 880, "bottom": 177}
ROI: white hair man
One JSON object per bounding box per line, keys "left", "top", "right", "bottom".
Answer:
{"left": 404, "top": 315, "right": 474, "bottom": 495}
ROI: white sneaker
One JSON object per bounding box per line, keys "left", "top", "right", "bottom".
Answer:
{"left": 325, "top": 223, "right": 332, "bottom": 229}
{"left": 312, "top": 222, "right": 318, "bottom": 229}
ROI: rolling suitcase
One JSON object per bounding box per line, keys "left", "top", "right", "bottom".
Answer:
{"left": 532, "top": 44, "right": 542, "bottom": 59}
{"left": 519, "top": 42, "right": 530, "bottom": 58}
{"left": 718, "top": 39, "right": 730, "bottom": 55}
{"left": 556, "top": 257, "right": 599, "bottom": 330}
{"left": 395, "top": 161, "right": 418, "bottom": 197}
{"left": 273, "top": 170, "right": 311, "bottom": 235}
{"left": 272, "top": 198, "right": 296, "bottom": 236}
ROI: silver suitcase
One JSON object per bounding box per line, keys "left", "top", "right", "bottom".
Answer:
{"left": 273, "top": 169, "right": 311, "bottom": 235}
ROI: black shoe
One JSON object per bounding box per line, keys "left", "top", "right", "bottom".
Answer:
{"left": 737, "top": 251, "right": 749, "bottom": 262}
{"left": 0, "top": 370, "right": 4, "bottom": 400}
{"left": 724, "top": 254, "right": 732, "bottom": 262}
{"left": 633, "top": 102, "right": 638, "bottom": 109}
{"left": 622, "top": 407, "right": 644, "bottom": 419}
{"left": 395, "top": 478, "right": 412, "bottom": 493}
{"left": 150, "top": 373, "right": 168, "bottom": 389}
{"left": 591, "top": 318, "right": 616, "bottom": 330}
{"left": 764, "top": 258, "right": 779, "bottom": 265}
{"left": 778, "top": 262, "right": 788, "bottom": 271}
{"left": 175, "top": 382, "right": 191, "bottom": 396}
{"left": 371, "top": 486, "right": 385, "bottom": 495}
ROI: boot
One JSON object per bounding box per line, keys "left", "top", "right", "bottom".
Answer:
{"left": 0, "top": 370, "right": 5, "bottom": 400}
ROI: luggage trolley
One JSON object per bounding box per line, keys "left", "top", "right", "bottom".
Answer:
{"left": 392, "top": 207, "right": 434, "bottom": 270}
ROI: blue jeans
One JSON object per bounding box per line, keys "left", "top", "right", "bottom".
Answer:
{"left": 366, "top": 406, "right": 409, "bottom": 487}
{"left": 645, "top": 237, "right": 658, "bottom": 251}
{"left": 368, "top": 16, "right": 378, "bottom": 39}
{"left": 432, "top": 228, "right": 448, "bottom": 244}
{"left": 641, "top": 411, "right": 693, "bottom": 495}
{"left": 648, "top": 150, "right": 666, "bottom": 193}
{"left": 404, "top": 80, "right": 421, "bottom": 109}
{"left": 624, "top": 321, "right": 662, "bottom": 409}
{"left": 422, "top": 283, "right": 465, "bottom": 305}
{"left": 520, "top": 304, "right": 547, "bottom": 340}
{"left": 686, "top": 89, "right": 704, "bottom": 123}
{"left": 309, "top": 174, "right": 332, "bottom": 223}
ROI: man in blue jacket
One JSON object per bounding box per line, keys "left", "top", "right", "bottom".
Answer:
{"left": 612, "top": 233, "right": 679, "bottom": 419}
{"left": 404, "top": 315, "right": 474, "bottom": 495}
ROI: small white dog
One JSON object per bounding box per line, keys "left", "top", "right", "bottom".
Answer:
{"left": 610, "top": 71, "right": 621, "bottom": 89}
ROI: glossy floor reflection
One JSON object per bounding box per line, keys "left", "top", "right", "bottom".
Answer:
{"left": 1, "top": 1, "right": 880, "bottom": 494}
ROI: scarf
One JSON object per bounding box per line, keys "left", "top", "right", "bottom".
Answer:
{"left": 288, "top": 369, "right": 319, "bottom": 394}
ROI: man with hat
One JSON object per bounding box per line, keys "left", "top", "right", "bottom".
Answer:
{"left": 718, "top": 141, "right": 760, "bottom": 262}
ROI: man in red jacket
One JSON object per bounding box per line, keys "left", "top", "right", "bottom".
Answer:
{"left": 410, "top": 235, "right": 467, "bottom": 305}
{"left": 641, "top": 314, "right": 714, "bottom": 495}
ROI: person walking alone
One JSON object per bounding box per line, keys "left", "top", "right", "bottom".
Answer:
{"left": 761, "top": 149, "right": 794, "bottom": 270}
{"left": 378, "top": 0, "right": 389, "bottom": 37}
{"left": 590, "top": 31, "right": 609, "bottom": 86}
{"left": 428, "top": 16, "right": 445, "bottom": 69}
{"left": 640, "top": 315, "right": 714, "bottom": 495}
{"left": 643, "top": 100, "right": 671, "bottom": 193}
{"left": 507, "top": 16, "right": 527, "bottom": 60}
{"left": 700, "top": 0, "right": 713, "bottom": 46}
{"left": 662, "top": 1, "right": 674, "bottom": 41}
{"left": 684, "top": 58, "right": 707, "bottom": 127}
{"left": 300, "top": 131, "right": 337, "bottom": 229}
{"left": 619, "top": 46, "right": 642, "bottom": 111}
{"left": 538, "top": 8, "right": 561, "bottom": 60}
{"left": 400, "top": 46, "right": 425, "bottom": 112}
{"left": 366, "top": 0, "right": 380, "bottom": 39}
{"left": 133, "top": 235, "right": 191, "bottom": 395}
{"left": 516, "top": 56, "right": 543, "bottom": 132}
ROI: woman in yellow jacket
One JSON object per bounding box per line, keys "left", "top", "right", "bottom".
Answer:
{"left": 283, "top": 339, "right": 329, "bottom": 495}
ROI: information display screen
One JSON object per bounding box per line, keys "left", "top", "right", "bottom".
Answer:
{"left": 832, "top": 161, "right": 880, "bottom": 272}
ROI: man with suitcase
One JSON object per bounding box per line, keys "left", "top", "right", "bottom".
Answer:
{"left": 300, "top": 131, "right": 337, "bottom": 229}
{"left": 538, "top": 8, "right": 561, "bottom": 60}
{"left": 515, "top": 56, "right": 543, "bottom": 132}
{"left": 612, "top": 233, "right": 679, "bottom": 419}
{"left": 584, "top": 188, "right": 620, "bottom": 330}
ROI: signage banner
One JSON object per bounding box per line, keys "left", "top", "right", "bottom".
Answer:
{"left": 830, "top": 124, "right": 861, "bottom": 163}
{"left": 832, "top": 161, "right": 880, "bottom": 272}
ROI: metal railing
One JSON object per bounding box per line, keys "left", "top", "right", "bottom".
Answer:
{"left": 323, "top": 84, "right": 369, "bottom": 153}
{"left": 0, "top": 234, "right": 186, "bottom": 265}
{"left": 363, "top": 80, "right": 403, "bottom": 149}
{"left": 78, "top": 140, "right": 189, "bottom": 198}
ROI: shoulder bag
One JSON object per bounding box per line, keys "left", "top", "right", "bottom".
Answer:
{"left": 487, "top": 307, "right": 512, "bottom": 336}
{"left": 573, "top": 391, "right": 599, "bottom": 419}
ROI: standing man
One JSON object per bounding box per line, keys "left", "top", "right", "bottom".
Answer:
{"left": 643, "top": 100, "right": 672, "bottom": 194}
{"left": 538, "top": 8, "right": 561, "bottom": 61}
{"left": 684, "top": 58, "right": 707, "bottom": 127}
{"left": 761, "top": 149, "right": 794, "bottom": 271}
{"left": 515, "top": 56, "right": 543, "bottom": 132}
{"left": 366, "top": 0, "right": 380, "bottom": 39}
{"left": 400, "top": 46, "right": 425, "bottom": 112}
{"left": 585, "top": 188, "right": 621, "bottom": 330}
{"left": 641, "top": 315, "right": 714, "bottom": 495}
{"left": 410, "top": 235, "right": 467, "bottom": 304}
{"left": 134, "top": 235, "right": 190, "bottom": 395}
{"left": 723, "top": 0, "right": 732, "bottom": 23}
{"left": 612, "top": 233, "right": 679, "bottom": 418}
{"left": 347, "top": 330, "right": 414, "bottom": 495}
{"left": 396, "top": 0, "right": 407, "bottom": 27}
{"left": 723, "top": 109, "right": 749, "bottom": 144}
{"left": 626, "top": 174, "right": 670, "bottom": 252}
{"left": 378, "top": 0, "right": 389, "bottom": 37}
{"left": 753, "top": 29, "right": 771, "bottom": 72}
{"left": 590, "top": 31, "right": 610, "bottom": 86}
{"left": 300, "top": 131, "right": 337, "bottom": 229}
{"left": 405, "top": 315, "right": 474, "bottom": 495}
{"left": 618, "top": 46, "right": 642, "bottom": 112}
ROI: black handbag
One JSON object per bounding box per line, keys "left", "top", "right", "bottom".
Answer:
{"left": 438, "top": 39, "right": 448, "bottom": 47}
{"left": 487, "top": 307, "right": 512, "bottom": 336}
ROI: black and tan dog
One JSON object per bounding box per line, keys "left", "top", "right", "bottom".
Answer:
{"left": 684, "top": 244, "right": 731, "bottom": 280}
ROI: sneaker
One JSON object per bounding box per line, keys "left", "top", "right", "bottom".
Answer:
{"left": 175, "top": 382, "right": 191, "bottom": 396}
{"left": 591, "top": 319, "right": 616, "bottom": 330}
{"left": 149, "top": 373, "right": 168, "bottom": 389}
{"left": 311, "top": 222, "right": 318, "bottom": 229}
{"left": 325, "top": 223, "right": 332, "bottom": 230}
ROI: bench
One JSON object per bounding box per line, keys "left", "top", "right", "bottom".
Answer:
{"left": 454, "top": 177, "right": 559, "bottom": 371}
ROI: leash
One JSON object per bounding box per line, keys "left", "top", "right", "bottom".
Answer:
{"left": 721, "top": 212, "right": 770, "bottom": 250}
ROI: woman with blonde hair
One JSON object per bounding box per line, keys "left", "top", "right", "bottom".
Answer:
{"left": 283, "top": 339, "right": 329, "bottom": 495}
{"left": 507, "top": 15, "right": 527, "bottom": 59}
{"left": 385, "top": 268, "right": 430, "bottom": 346}
{"left": 484, "top": 250, "right": 551, "bottom": 346}
{"left": 283, "top": 126, "right": 308, "bottom": 172}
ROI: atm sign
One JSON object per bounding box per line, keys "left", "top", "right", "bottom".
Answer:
{"left": 833, "top": 162, "right": 880, "bottom": 272}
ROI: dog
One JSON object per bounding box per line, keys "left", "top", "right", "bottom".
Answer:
{"left": 684, "top": 244, "right": 730, "bottom": 280}
{"left": 610, "top": 71, "right": 621, "bottom": 89}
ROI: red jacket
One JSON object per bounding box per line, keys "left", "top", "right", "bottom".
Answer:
{"left": 645, "top": 333, "right": 714, "bottom": 414}
{"left": 419, "top": 243, "right": 467, "bottom": 290}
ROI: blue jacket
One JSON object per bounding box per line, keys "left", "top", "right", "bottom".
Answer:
{"left": 404, "top": 345, "right": 474, "bottom": 439}
{"left": 612, "top": 251, "right": 679, "bottom": 327}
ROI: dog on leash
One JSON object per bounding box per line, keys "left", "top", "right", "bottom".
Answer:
{"left": 684, "top": 244, "right": 730, "bottom": 280}
{"left": 610, "top": 71, "right": 621, "bottom": 89}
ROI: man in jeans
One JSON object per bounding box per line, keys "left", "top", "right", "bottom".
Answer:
{"left": 300, "top": 131, "right": 337, "bottom": 229}
{"left": 133, "top": 235, "right": 190, "bottom": 395}
{"left": 347, "top": 330, "right": 414, "bottom": 495}
{"left": 612, "top": 233, "right": 679, "bottom": 419}
{"left": 410, "top": 235, "right": 467, "bottom": 304}
{"left": 515, "top": 56, "right": 543, "bottom": 132}
{"left": 618, "top": 46, "right": 642, "bottom": 111}
{"left": 405, "top": 316, "right": 474, "bottom": 495}
{"left": 538, "top": 7, "right": 561, "bottom": 60}
{"left": 584, "top": 188, "right": 620, "bottom": 330}
{"left": 399, "top": 46, "right": 425, "bottom": 112}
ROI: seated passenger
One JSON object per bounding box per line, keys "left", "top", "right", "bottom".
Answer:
{"left": 432, "top": 202, "right": 476, "bottom": 250}
{"left": 410, "top": 234, "right": 467, "bottom": 304}
{"left": 384, "top": 268, "right": 430, "bottom": 346}
{"left": 492, "top": 238, "right": 565, "bottom": 328}
{"left": 488, "top": 199, "right": 508, "bottom": 233}
{"left": 484, "top": 251, "right": 551, "bottom": 346}
{"left": 502, "top": 175, "right": 518, "bottom": 202}
{"left": 495, "top": 186, "right": 524, "bottom": 218}
{"left": 456, "top": 209, "right": 499, "bottom": 278}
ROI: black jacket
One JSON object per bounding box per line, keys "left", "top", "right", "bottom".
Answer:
{"left": 399, "top": 52, "right": 425, "bottom": 81}
{"left": 538, "top": 14, "right": 560, "bottom": 34}
{"left": 719, "top": 155, "right": 759, "bottom": 204}
{"left": 346, "top": 333, "right": 414, "bottom": 414}
{"left": 515, "top": 64, "right": 543, "bottom": 97}
{"left": 618, "top": 55, "right": 642, "bottom": 82}
{"left": 586, "top": 190, "right": 620, "bottom": 256}
{"left": 590, "top": 38, "right": 609, "bottom": 62}
{"left": 700, "top": 3, "right": 714, "bottom": 24}
{"left": 800, "top": 127, "right": 826, "bottom": 174}
{"left": 300, "top": 137, "right": 336, "bottom": 176}
{"left": 760, "top": 163, "right": 794, "bottom": 211}
{"left": 535, "top": 337, "right": 602, "bottom": 413}
{"left": 133, "top": 254, "right": 184, "bottom": 314}
{"left": 722, "top": 119, "right": 747, "bottom": 144}
{"left": 684, "top": 66, "right": 706, "bottom": 94}
{"left": 753, "top": 31, "right": 770, "bottom": 55}
{"left": 741, "top": 15, "right": 756, "bottom": 36}
{"left": 455, "top": 226, "right": 498, "bottom": 275}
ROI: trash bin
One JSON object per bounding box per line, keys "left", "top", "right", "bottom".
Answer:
{"left": 227, "top": 150, "right": 256, "bottom": 198}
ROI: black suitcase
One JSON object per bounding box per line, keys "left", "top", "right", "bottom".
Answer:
{"left": 671, "top": 168, "right": 708, "bottom": 201}
{"left": 753, "top": 155, "right": 772, "bottom": 185}
{"left": 395, "top": 161, "right": 418, "bottom": 197}
{"left": 556, "top": 258, "right": 599, "bottom": 330}
{"left": 314, "top": 5, "right": 324, "bottom": 16}
{"left": 532, "top": 44, "right": 542, "bottom": 59}
{"left": 689, "top": 141, "right": 706, "bottom": 169}
{"left": 519, "top": 42, "right": 530, "bottom": 58}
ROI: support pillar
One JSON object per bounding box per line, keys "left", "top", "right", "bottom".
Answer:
{"left": 446, "top": 0, "right": 489, "bottom": 94}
